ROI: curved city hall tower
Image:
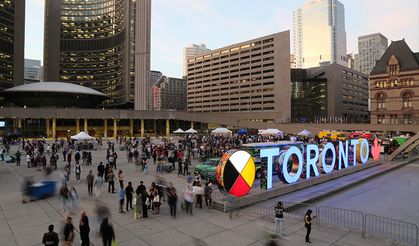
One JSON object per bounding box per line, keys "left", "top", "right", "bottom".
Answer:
{"left": 44, "top": 0, "right": 151, "bottom": 109}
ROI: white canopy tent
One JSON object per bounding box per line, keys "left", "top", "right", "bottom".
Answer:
{"left": 211, "top": 127, "right": 232, "bottom": 135}
{"left": 185, "top": 128, "right": 198, "bottom": 134}
{"left": 298, "top": 129, "right": 311, "bottom": 137}
{"left": 260, "top": 128, "right": 283, "bottom": 136}
{"left": 71, "top": 131, "right": 94, "bottom": 140}
{"left": 173, "top": 128, "right": 185, "bottom": 134}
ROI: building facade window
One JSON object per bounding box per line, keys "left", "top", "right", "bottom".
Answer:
{"left": 403, "top": 114, "right": 412, "bottom": 124}
{"left": 389, "top": 115, "right": 398, "bottom": 124}
{"left": 377, "top": 93, "right": 385, "bottom": 109}
{"left": 377, "top": 114, "right": 385, "bottom": 124}
{"left": 402, "top": 92, "right": 412, "bottom": 108}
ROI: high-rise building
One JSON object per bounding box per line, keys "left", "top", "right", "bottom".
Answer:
{"left": 183, "top": 44, "right": 211, "bottom": 77}
{"left": 150, "top": 76, "right": 187, "bottom": 111}
{"left": 0, "top": 0, "right": 24, "bottom": 94}
{"left": 24, "top": 59, "right": 42, "bottom": 83}
{"left": 370, "top": 39, "right": 418, "bottom": 125}
{"left": 187, "top": 31, "right": 291, "bottom": 123}
{"left": 293, "top": 0, "right": 347, "bottom": 68}
{"left": 44, "top": 0, "right": 151, "bottom": 109}
{"left": 358, "top": 33, "right": 388, "bottom": 75}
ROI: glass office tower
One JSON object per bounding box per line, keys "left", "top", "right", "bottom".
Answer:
{"left": 0, "top": 0, "right": 24, "bottom": 94}
{"left": 44, "top": 0, "right": 151, "bottom": 108}
{"left": 293, "top": 0, "right": 347, "bottom": 68}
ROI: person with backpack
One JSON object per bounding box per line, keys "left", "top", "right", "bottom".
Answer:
{"left": 42, "top": 224, "right": 59, "bottom": 246}
{"left": 274, "top": 201, "right": 284, "bottom": 236}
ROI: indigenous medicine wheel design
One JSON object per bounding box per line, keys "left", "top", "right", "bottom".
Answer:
{"left": 216, "top": 150, "right": 255, "bottom": 197}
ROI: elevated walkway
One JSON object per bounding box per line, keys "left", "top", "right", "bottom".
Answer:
{"left": 389, "top": 133, "right": 419, "bottom": 160}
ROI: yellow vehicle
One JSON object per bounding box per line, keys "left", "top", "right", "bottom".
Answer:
{"left": 318, "top": 131, "right": 346, "bottom": 141}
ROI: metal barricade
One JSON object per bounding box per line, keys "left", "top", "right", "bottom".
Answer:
{"left": 365, "top": 213, "right": 419, "bottom": 246}
{"left": 317, "top": 206, "right": 364, "bottom": 232}
{"left": 282, "top": 201, "right": 318, "bottom": 221}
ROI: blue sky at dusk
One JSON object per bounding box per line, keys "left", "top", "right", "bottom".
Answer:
{"left": 26, "top": 0, "right": 419, "bottom": 78}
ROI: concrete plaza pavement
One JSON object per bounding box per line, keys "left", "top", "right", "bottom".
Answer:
{"left": 0, "top": 141, "right": 414, "bottom": 246}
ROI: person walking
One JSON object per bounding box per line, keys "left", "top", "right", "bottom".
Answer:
{"left": 63, "top": 216, "right": 75, "bottom": 246}
{"left": 183, "top": 184, "right": 193, "bottom": 215}
{"left": 75, "top": 162, "right": 82, "bottom": 183}
{"left": 274, "top": 202, "right": 284, "bottom": 236}
{"left": 141, "top": 189, "right": 149, "bottom": 218}
{"left": 59, "top": 184, "right": 69, "bottom": 213}
{"left": 42, "top": 224, "right": 59, "bottom": 246}
{"left": 125, "top": 181, "right": 134, "bottom": 211}
{"left": 107, "top": 170, "right": 115, "bottom": 193}
{"left": 167, "top": 183, "right": 177, "bottom": 218}
{"left": 195, "top": 183, "right": 204, "bottom": 209}
{"left": 94, "top": 172, "right": 104, "bottom": 198}
{"left": 152, "top": 191, "right": 160, "bottom": 214}
{"left": 134, "top": 187, "right": 142, "bottom": 219}
{"left": 204, "top": 182, "right": 213, "bottom": 207}
{"left": 86, "top": 170, "right": 94, "bottom": 197}
{"left": 117, "top": 170, "right": 124, "bottom": 187}
{"left": 70, "top": 186, "right": 78, "bottom": 214}
{"left": 79, "top": 211, "right": 90, "bottom": 246}
{"left": 304, "top": 209, "right": 315, "bottom": 243}
{"left": 97, "top": 162, "right": 105, "bottom": 178}
{"left": 15, "top": 149, "right": 21, "bottom": 166}
{"left": 99, "top": 218, "right": 115, "bottom": 246}
{"left": 118, "top": 184, "right": 125, "bottom": 213}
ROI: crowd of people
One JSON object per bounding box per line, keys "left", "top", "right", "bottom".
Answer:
{"left": 1, "top": 132, "right": 371, "bottom": 246}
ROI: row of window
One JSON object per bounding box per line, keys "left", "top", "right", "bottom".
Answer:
{"left": 376, "top": 92, "right": 413, "bottom": 109}
{"left": 375, "top": 78, "right": 415, "bottom": 88}
{"left": 376, "top": 114, "right": 413, "bottom": 124}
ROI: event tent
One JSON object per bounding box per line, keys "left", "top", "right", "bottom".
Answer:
{"left": 185, "top": 128, "right": 198, "bottom": 134}
{"left": 260, "top": 128, "right": 283, "bottom": 136}
{"left": 211, "top": 127, "right": 232, "bottom": 135}
{"left": 298, "top": 129, "right": 311, "bottom": 137}
{"left": 173, "top": 128, "right": 185, "bottom": 134}
{"left": 71, "top": 131, "right": 94, "bottom": 140}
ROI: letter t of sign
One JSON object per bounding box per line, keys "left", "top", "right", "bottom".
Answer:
{"left": 260, "top": 148, "right": 280, "bottom": 190}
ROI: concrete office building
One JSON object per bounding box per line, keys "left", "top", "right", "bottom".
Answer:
{"left": 293, "top": 0, "right": 347, "bottom": 68}
{"left": 183, "top": 44, "right": 211, "bottom": 77}
{"left": 0, "top": 0, "right": 24, "bottom": 94}
{"left": 291, "top": 63, "right": 369, "bottom": 123}
{"left": 24, "top": 59, "right": 42, "bottom": 83}
{"left": 150, "top": 76, "right": 187, "bottom": 111}
{"left": 370, "top": 40, "right": 419, "bottom": 125}
{"left": 187, "top": 31, "right": 291, "bottom": 123}
{"left": 44, "top": 0, "right": 151, "bottom": 109}
{"left": 358, "top": 33, "right": 388, "bottom": 75}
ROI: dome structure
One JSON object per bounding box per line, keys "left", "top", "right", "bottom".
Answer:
{"left": 2, "top": 82, "right": 109, "bottom": 108}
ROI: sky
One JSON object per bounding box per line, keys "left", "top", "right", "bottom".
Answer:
{"left": 25, "top": 0, "right": 419, "bottom": 78}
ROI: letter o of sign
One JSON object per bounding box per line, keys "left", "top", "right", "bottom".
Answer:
{"left": 360, "top": 139, "right": 369, "bottom": 164}
{"left": 281, "top": 146, "right": 303, "bottom": 184}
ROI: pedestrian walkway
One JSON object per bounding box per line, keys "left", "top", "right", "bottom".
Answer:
{"left": 0, "top": 143, "right": 412, "bottom": 245}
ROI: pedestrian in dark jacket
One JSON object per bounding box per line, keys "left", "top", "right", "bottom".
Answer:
{"left": 42, "top": 224, "right": 59, "bottom": 246}
{"left": 100, "top": 217, "right": 115, "bottom": 246}
{"left": 79, "top": 211, "right": 90, "bottom": 246}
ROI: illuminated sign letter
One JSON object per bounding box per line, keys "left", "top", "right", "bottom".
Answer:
{"left": 338, "top": 141, "right": 349, "bottom": 170}
{"left": 260, "top": 148, "right": 279, "bottom": 189}
{"left": 321, "top": 142, "right": 336, "bottom": 174}
{"left": 350, "top": 139, "right": 359, "bottom": 166}
{"left": 360, "top": 139, "right": 369, "bottom": 164}
{"left": 306, "top": 144, "right": 320, "bottom": 179}
{"left": 281, "top": 146, "right": 303, "bottom": 184}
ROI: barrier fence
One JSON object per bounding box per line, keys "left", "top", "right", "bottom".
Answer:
{"left": 317, "top": 206, "right": 364, "bottom": 232}
{"left": 219, "top": 198, "right": 418, "bottom": 246}
{"left": 365, "top": 213, "right": 418, "bottom": 246}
